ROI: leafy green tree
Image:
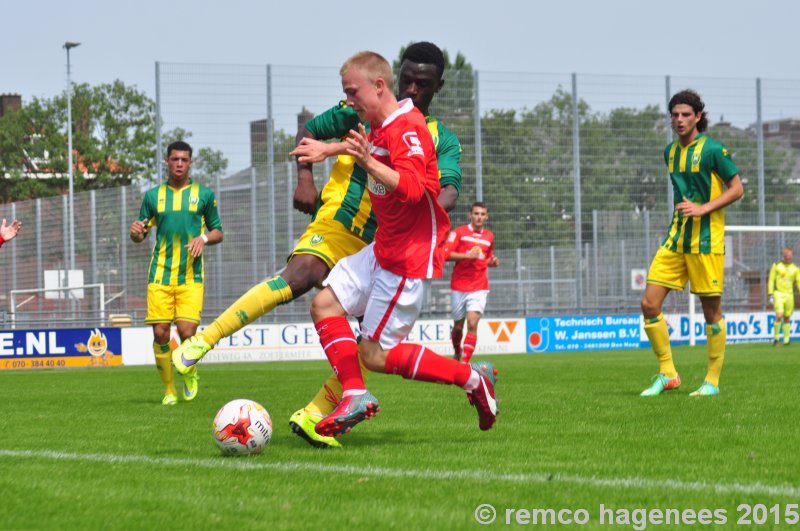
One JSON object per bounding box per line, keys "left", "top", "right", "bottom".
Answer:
{"left": 0, "top": 81, "right": 229, "bottom": 201}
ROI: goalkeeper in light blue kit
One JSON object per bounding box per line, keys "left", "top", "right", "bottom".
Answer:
{"left": 768, "top": 247, "right": 800, "bottom": 346}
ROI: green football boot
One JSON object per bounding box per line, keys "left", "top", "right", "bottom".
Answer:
{"left": 172, "top": 335, "right": 212, "bottom": 375}
{"left": 640, "top": 373, "right": 681, "bottom": 396}
{"left": 289, "top": 409, "right": 342, "bottom": 449}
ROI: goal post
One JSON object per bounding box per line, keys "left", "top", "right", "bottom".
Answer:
{"left": 9, "top": 283, "right": 106, "bottom": 329}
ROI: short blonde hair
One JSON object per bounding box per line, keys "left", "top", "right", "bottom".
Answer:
{"left": 340, "top": 51, "right": 394, "bottom": 92}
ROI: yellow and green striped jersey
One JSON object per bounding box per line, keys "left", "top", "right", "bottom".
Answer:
{"left": 661, "top": 133, "right": 739, "bottom": 254}
{"left": 304, "top": 101, "right": 462, "bottom": 243}
{"left": 138, "top": 180, "right": 223, "bottom": 285}
{"left": 768, "top": 261, "right": 800, "bottom": 295}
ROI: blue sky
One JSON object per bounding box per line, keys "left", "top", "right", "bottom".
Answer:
{"left": 4, "top": 0, "right": 799, "bottom": 102}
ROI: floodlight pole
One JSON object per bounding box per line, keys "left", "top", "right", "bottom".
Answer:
{"left": 64, "top": 41, "right": 80, "bottom": 275}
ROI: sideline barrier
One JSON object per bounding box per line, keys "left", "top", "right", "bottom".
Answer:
{"left": 121, "top": 318, "right": 527, "bottom": 366}
{"left": 2, "top": 312, "right": 786, "bottom": 369}
{"left": 525, "top": 311, "right": 790, "bottom": 353}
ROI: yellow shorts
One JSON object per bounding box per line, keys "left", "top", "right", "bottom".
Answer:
{"left": 646, "top": 246, "right": 724, "bottom": 296}
{"left": 291, "top": 218, "right": 368, "bottom": 269}
{"left": 145, "top": 283, "right": 204, "bottom": 324}
{"left": 773, "top": 291, "right": 795, "bottom": 317}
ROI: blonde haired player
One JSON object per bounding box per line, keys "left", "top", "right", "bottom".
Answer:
{"left": 292, "top": 50, "right": 498, "bottom": 438}
{"left": 768, "top": 247, "right": 800, "bottom": 346}
{"left": 172, "top": 42, "right": 462, "bottom": 448}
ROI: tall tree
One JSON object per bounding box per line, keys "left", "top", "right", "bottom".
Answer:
{"left": 0, "top": 81, "right": 231, "bottom": 201}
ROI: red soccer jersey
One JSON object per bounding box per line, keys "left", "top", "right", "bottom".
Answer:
{"left": 367, "top": 98, "right": 450, "bottom": 279}
{"left": 445, "top": 224, "right": 495, "bottom": 291}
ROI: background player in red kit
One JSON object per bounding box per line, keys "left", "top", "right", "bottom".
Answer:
{"left": 291, "top": 51, "right": 498, "bottom": 438}
{"left": 445, "top": 202, "right": 499, "bottom": 362}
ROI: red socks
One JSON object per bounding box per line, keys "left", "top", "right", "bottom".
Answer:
{"left": 462, "top": 333, "right": 477, "bottom": 363}
{"left": 315, "top": 316, "right": 364, "bottom": 392}
{"left": 385, "top": 343, "right": 471, "bottom": 387}
{"left": 451, "top": 329, "right": 463, "bottom": 357}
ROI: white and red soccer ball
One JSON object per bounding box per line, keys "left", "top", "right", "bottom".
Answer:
{"left": 212, "top": 399, "right": 273, "bottom": 456}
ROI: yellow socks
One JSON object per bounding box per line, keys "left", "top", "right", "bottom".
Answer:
{"left": 644, "top": 313, "right": 677, "bottom": 378}
{"left": 774, "top": 320, "right": 782, "bottom": 341}
{"left": 305, "top": 355, "right": 370, "bottom": 417}
{"left": 783, "top": 321, "right": 791, "bottom": 343}
{"left": 153, "top": 342, "right": 176, "bottom": 396}
{"left": 201, "top": 276, "right": 294, "bottom": 346}
{"left": 705, "top": 319, "right": 726, "bottom": 386}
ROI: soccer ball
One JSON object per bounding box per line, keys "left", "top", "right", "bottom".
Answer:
{"left": 212, "top": 399, "right": 273, "bottom": 456}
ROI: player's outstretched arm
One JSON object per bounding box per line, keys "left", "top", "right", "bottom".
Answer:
{"left": 0, "top": 218, "right": 21, "bottom": 243}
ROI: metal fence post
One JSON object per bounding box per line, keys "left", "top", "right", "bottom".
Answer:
{"left": 592, "top": 209, "right": 599, "bottom": 302}
{"left": 250, "top": 166, "right": 258, "bottom": 285}
{"left": 665, "top": 76, "right": 674, "bottom": 208}
{"left": 11, "top": 203, "right": 16, "bottom": 293}
{"left": 90, "top": 190, "right": 97, "bottom": 286}
{"left": 266, "top": 64, "right": 276, "bottom": 280}
{"left": 121, "top": 186, "right": 128, "bottom": 310}
{"left": 516, "top": 248, "right": 523, "bottom": 312}
{"left": 473, "top": 70, "right": 484, "bottom": 202}
{"left": 756, "top": 78, "right": 767, "bottom": 310}
{"left": 550, "top": 245, "right": 556, "bottom": 310}
{"left": 572, "top": 72, "right": 583, "bottom": 311}
{"left": 155, "top": 61, "right": 163, "bottom": 183}
{"left": 36, "top": 199, "right": 42, "bottom": 312}
{"left": 287, "top": 161, "right": 294, "bottom": 249}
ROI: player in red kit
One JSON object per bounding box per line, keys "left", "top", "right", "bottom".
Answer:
{"left": 445, "top": 202, "right": 499, "bottom": 362}
{"left": 291, "top": 51, "right": 498, "bottom": 438}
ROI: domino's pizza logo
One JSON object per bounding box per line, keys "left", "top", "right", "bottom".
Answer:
{"left": 402, "top": 132, "right": 424, "bottom": 156}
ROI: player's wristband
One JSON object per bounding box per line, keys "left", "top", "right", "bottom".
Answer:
{"left": 201, "top": 233, "right": 209, "bottom": 244}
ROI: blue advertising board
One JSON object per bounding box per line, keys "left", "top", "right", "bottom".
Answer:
{"left": 0, "top": 328, "right": 122, "bottom": 370}
{"left": 526, "top": 315, "right": 641, "bottom": 353}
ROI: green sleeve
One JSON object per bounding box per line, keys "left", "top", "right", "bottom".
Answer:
{"left": 304, "top": 101, "right": 362, "bottom": 140}
{"left": 202, "top": 189, "right": 223, "bottom": 232}
{"left": 436, "top": 129, "right": 462, "bottom": 193}
{"left": 138, "top": 188, "right": 155, "bottom": 224}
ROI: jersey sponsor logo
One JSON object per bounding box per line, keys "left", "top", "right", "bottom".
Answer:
{"left": 402, "top": 131, "right": 424, "bottom": 156}
{"left": 310, "top": 234, "right": 324, "bottom": 246}
{"left": 367, "top": 175, "right": 387, "bottom": 196}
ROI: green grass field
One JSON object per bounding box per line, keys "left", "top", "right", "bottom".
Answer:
{"left": 1, "top": 343, "right": 798, "bottom": 530}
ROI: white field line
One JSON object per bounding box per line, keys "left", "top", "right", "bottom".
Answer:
{"left": 1, "top": 448, "right": 799, "bottom": 498}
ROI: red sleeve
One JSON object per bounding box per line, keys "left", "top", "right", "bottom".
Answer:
{"left": 390, "top": 123, "right": 429, "bottom": 203}
{"left": 0, "top": 234, "right": 5, "bottom": 248}
{"left": 443, "top": 230, "right": 459, "bottom": 259}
